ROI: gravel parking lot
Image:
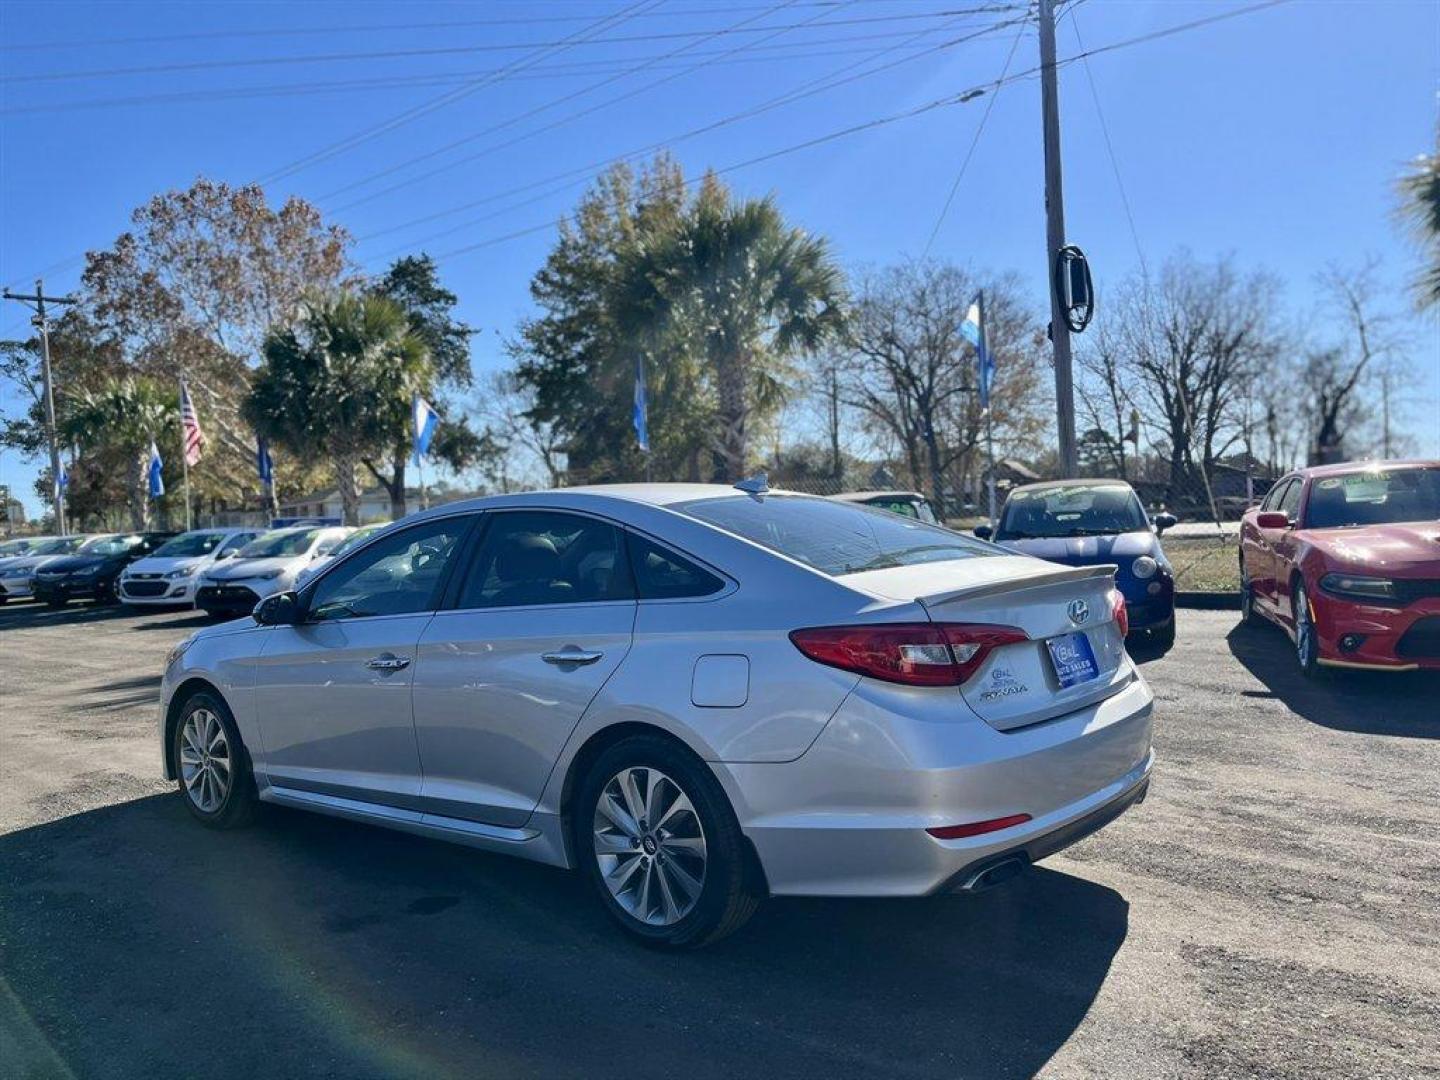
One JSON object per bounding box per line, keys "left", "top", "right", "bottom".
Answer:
{"left": 2, "top": 602, "right": 1437, "bottom": 1079}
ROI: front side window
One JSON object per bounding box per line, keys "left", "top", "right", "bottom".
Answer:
{"left": 674, "top": 494, "right": 992, "bottom": 576}
{"left": 457, "top": 511, "right": 633, "bottom": 608}
{"left": 1304, "top": 467, "right": 1440, "bottom": 529}
{"left": 307, "top": 517, "right": 469, "bottom": 621}
{"left": 1278, "top": 479, "right": 1303, "bottom": 521}
{"left": 995, "top": 483, "right": 1148, "bottom": 540}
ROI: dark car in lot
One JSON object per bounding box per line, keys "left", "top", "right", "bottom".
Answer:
{"left": 976, "top": 479, "right": 1178, "bottom": 651}
{"left": 31, "top": 531, "right": 177, "bottom": 607}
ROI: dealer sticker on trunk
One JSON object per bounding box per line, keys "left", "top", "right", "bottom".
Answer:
{"left": 1046, "top": 631, "right": 1100, "bottom": 688}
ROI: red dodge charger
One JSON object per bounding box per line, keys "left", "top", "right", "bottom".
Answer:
{"left": 1238, "top": 460, "right": 1440, "bottom": 676}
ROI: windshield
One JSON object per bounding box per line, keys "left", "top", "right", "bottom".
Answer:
{"left": 674, "top": 494, "right": 993, "bottom": 576}
{"left": 154, "top": 532, "right": 229, "bottom": 557}
{"left": 0, "top": 539, "right": 32, "bottom": 556}
{"left": 237, "top": 529, "right": 319, "bottom": 558}
{"left": 325, "top": 524, "right": 386, "bottom": 559}
{"left": 996, "top": 484, "right": 1148, "bottom": 539}
{"left": 33, "top": 536, "right": 86, "bottom": 556}
{"left": 1304, "top": 467, "right": 1440, "bottom": 529}
{"left": 83, "top": 535, "right": 143, "bottom": 557}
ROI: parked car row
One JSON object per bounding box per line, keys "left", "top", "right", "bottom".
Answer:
{"left": 0, "top": 523, "right": 378, "bottom": 615}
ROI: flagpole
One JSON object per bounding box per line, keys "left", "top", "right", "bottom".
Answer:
{"left": 979, "top": 291, "right": 997, "bottom": 526}
{"left": 178, "top": 377, "right": 192, "bottom": 531}
{"left": 418, "top": 456, "right": 428, "bottom": 511}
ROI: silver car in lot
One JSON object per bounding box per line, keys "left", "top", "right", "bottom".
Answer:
{"left": 160, "top": 484, "right": 1154, "bottom": 947}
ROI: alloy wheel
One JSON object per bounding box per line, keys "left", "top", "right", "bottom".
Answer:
{"left": 592, "top": 766, "right": 707, "bottom": 927}
{"left": 179, "top": 708, "right": 231, "bottom": 813}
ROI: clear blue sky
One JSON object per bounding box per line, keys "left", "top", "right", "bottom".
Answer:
{"left": 2, "top": 0, "right": 1437, "bottom": 517}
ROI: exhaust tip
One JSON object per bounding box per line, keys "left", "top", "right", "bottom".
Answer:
{"left": 957, "top": 855, "right": 1031, "bottom": 893}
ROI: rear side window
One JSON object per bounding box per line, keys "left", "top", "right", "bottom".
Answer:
{"left": 627, "top": 533, "right": 724, "bottom": 599}
{"left": 457, "top": 511, "right": 634, "bottom": 608}
{"left": 674, "top": 494, "right": 994, "bottom": 577}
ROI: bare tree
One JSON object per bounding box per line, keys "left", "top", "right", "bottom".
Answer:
{"left": 471, "top": 371, "right": 567, "bottom": 492}
{"left": 1103, "top": 255, "right": 1283, "bottom": 507}
{"left": 1305, "top": 264, "right": 1394, "bottom": 464}
{"left": 843, "top": 260, "right": 1050, "bottom": 517}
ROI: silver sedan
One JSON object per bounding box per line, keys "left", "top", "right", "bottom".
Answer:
{"left": 159, "top": 484, "right": 1154, "bottom": 947}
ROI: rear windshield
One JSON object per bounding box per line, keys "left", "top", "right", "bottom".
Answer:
{"left": 1304, "top": 467, "right": 1440, "bottom": 528}
{"left": 238, "top": 529, "right": 318, "bottom": 558}
{"left": 997, "top": 483, "right": 1148, "bottom": 539}
{"left": 34, "top": 536, "right": 85, "bottom": 555}
{"left": 674, "top": 494, "right": 994, "bottom": 576}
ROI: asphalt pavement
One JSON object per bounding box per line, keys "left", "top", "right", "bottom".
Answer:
{"left": 1, "top": 601, "right": 1436, "bottom": 1079}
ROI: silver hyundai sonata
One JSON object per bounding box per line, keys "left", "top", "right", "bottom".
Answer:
{"left": 160, "top": 484, "right": 1154, "bottom": 947}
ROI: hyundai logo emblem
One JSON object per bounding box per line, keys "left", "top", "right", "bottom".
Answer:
{"left": 1067, "top": 598, "right": 1089, "bottom": 625}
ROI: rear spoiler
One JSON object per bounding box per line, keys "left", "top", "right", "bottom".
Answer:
{"left": 917, "top": 563, "right": 1118, "bottom": 608}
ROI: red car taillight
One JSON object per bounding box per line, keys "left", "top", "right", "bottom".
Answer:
{"left": 926, "top": 813, "right": 1033, "bottom": 839}
{"left": 789, "top": 623, "right": 1029, "bottom": 686}
{"left": 1110, "top": 589, "right": 1129, "bottom": 637}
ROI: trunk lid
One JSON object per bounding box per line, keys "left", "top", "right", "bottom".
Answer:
{"left": 844, "top": 556, "right": 1133, "bottom": 731}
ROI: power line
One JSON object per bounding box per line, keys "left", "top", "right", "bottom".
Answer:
{"left": 1069, "top": 6, "right": 1146, "bottom": 276}
{"left": 333, "top": 12, "right": 1028, "bottom": 219}
{"left": 317, "top": 0, "right": 826, "bottom": 205}
{"left": 414, "top": 0, "right": 1298, "bottom": 265}
{"left": 1, "top": 23, "right": 1000, "bottom": 118}
{"left": 0, "top": 3, "right": 869, "bottom": 51}
{"left": 921, "top": 17, "right": 1028, "bottom": 257}
{"left": 0, "top": 8, "right": 1025, "bottom": 84}
{"left": 255, "top": 0, "right": 660, "bottom": 187}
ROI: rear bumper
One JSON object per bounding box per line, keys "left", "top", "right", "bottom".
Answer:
{"left": 716, "top": 673, "right": 1154, "bottom": 897}
{"left": 1312, "top": 593, "right": 1440, "bottom": 671}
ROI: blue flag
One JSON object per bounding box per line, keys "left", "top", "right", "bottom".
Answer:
{"left": 412, "top": 395, "right": 439, "bottom": 465}
{"left": 960, "top": 293, "right": 994, "bottom": 409}
{"left": 633, "top": 354, "right": 650, "bottom": 453}
{"left": 256, "top": 438, "right": 274, "bottom": 487}
{"left": 58, "top": 462, "right": 69, "bottom": 491}
{"left": 147, "top": 440, "right": 165, "bottom": 498}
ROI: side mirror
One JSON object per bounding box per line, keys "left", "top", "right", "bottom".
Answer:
{"left": 1152, "top": 512, "right": 1177, "bottom": 535}
{"left": 1255, "top": 512, "right": 1291, "bottom": 530}
{"left": 217, "top": 549, "right": 237, "bottom": 560}
{"left": 253, "top": 591, "right": 301, "bottom": 626}
{"left": 973, "top": 524, "right": 993, "bottom": 540}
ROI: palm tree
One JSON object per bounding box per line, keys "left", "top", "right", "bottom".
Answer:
{"left": 623, "top": 179, "right": 845, "bottom": 481}
{"left": 246, "top": 292, "right": 429, "bottom": 525}
{"left": 1397, "top": 136, "right": 1440, "bottom": 309}
{"left": 59, "top": 375, "right": 175, "bottom": 530}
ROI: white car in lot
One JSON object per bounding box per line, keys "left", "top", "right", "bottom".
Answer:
{"left": 161, "top": 484, "right": 1153, "bottom": 947}
{"left": 118, "top": 528, "right": 262, "bottom": 607}
{"left": 294, "top": 522, "right": 390, "bottom": 588}
{"left": 193, "top": 526, "right": 351, "bottom": 618}
{"left": 0, "top": 535, "right": 95, "bottom": 603}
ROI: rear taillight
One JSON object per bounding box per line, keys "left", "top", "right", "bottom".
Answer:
{"left": 789, "top": 622, "right": 1028, "bottom": 686}
{"left": 1110, "top": 589, "right": 1129, "bottom": 636}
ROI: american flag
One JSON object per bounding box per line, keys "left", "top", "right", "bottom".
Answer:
{"left": 179, "top": 378, "right": 205, "bottom": 467}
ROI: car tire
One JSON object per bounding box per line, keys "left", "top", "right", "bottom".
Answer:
{"left": 173, "top": 691, "right": 257, "bottom": 829}
{"left": 1291, "top": 580, "right": 1324, "bottom": 679}
{"left": 575, "top": 733, "right": 760, "bottom": 949}
{"left": 1238, "top": 558, "right": 1261, "bottom": 626}
{"left": 1152, "top": 618, "right": 1176, "bottom": 651}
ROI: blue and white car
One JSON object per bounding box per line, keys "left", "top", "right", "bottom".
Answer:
{"left": 976, "top": 479, "right": 1177, "bottom": 650}
{"left": 118, "top": 528, "right": 262, "bottom": 607}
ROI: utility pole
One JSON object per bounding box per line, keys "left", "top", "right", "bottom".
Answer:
{"left": 1038, "top": 0, "right": 1078, "bottom": 477}
{"left": 2, "top": 279, "right": 76, "bottom": 534}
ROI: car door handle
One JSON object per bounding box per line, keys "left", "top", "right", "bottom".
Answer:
{"left": 365, "top": 654, "right": 411, "bottom": 672}
{"left": 541, "top": 649, "right": 604, "bottom": 666}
